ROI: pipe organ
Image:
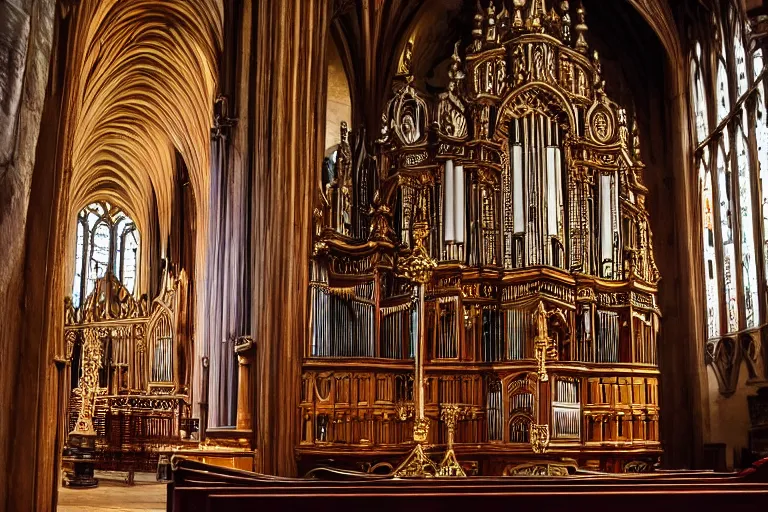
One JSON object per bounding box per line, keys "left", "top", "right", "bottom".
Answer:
{"left": 305, "top": 0, "right": 661, "bottom": 475}
{"left": 64, "top": 269, "right": 192, "bottom": 470}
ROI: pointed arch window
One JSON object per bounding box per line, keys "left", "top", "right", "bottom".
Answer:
{"left": 690, "top": 1, "right": 767, "bottom": 340}
{"left": 700, "top": 147, "right": 720, "bottom": 337}
{"left": 691, "top": 42, "right": 710, "bottom": 143}
{"left": 72, "top": 201, "right": 140, "bottom": 307}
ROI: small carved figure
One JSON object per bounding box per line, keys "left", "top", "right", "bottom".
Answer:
{"left": 438, "top": 42, "right": 468, "bottom": 138}
{"left": 336, "top": 122, "right": 353, "bottom": 235}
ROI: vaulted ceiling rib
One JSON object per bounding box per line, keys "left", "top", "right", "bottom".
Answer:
{"left": 69, "top": 0, "right": 222, "bottom": 252}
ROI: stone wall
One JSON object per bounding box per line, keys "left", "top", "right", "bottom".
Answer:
{"left": 324, "top": 39, "right": 351, "bottom": 153}
{"left": 0, "top": 0, "right": 55, "bottom": 510}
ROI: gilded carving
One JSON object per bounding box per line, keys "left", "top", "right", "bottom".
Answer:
{"left": 438, "top": 43, "right": 468, "bottom": 139}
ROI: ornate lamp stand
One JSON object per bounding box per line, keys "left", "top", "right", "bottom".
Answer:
{"left": 436, "top": 404, "right": 467, "bottom": 477}
{"left": 392, "top": 218, "right": 438, "bottom": 478}
{"left": 63, "top": 327, "right": 102, "bottom": 488}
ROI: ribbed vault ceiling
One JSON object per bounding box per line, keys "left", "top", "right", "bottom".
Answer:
{"left": 69, "top": 0, "right": 222, "bottom": 246}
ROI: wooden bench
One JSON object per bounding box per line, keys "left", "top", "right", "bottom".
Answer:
{"left": 167, "top": 457, "right": 768, "bottom": 512}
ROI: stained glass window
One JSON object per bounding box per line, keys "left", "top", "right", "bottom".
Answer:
{"left": 731, "top": 11, "right": 748, "bottom": 97}
{"left": 735, "top": 118, "right": 759, "bottom": 327}
{"left": 716, "top": 137, "right": 740, "bottom": 333}
{"left": 692, "top": 1, "right": 767, "bottom": 340}
{"left": 700, "top": 148, "right": 720, "bottom": 337}
{"left": 692, "top": 43, "right": 709, "bottom": 143}
{"left": 71, "top": 201, "right": 140, "bottom": 307}
{"left": 757, "top": 89, "right": 768, "bottom": 284}
{"left": 716, "top": 56, "right": 731, "bottom": 125}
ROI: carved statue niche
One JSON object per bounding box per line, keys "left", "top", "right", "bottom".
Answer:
{"left": 337, "top": 122, "right": 353, "bottom": 235}
{"left": 325, "top": 122, "right": 354, "bottom": 237}
{"left": 437, "top": 42, "right": 468, "bottom": 140}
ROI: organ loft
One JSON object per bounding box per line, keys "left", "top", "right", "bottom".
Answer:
{"left": 306, "top": 0, "right": 662, "bottom": 475}
{"left": 3, "top": 0, "right": 768, "bottom": 510}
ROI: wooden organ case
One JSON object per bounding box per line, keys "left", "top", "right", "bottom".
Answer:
{"left": 63, "top": 268, "right": 193, "bottom": 472}
{"left": 303, "top": 1, "right": 662, "bottom": 476}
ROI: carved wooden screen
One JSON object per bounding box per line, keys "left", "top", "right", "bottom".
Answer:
{"left": 149, "top": 309, "right": 174, "bottom": 385}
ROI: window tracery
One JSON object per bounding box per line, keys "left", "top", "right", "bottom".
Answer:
{"left": 72, "top": 201, "right": 140, "bottom": 307}
{"left": 690, "top": 1, "right": 767, "bottom": 344}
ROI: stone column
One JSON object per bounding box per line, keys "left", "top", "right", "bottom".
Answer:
{"left": 246, "top": 0, "right": 331, "bottom": 477}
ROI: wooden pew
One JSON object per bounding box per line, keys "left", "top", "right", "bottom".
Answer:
{"left": 167, "top": 457, "right": 768, "bottom": 512}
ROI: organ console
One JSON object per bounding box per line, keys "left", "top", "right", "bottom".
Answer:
{"left": 304, "top": 0, "right": 662, "bottom": 476}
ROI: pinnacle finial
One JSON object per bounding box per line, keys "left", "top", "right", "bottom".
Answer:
{"left": 574, "top": 1, "right": 588, "bottom": 53}
{"left": 560, "top": 1, "right": 571, "bottom": 43}
{"left": 527, "top": 0, "right": 547, "bottom": 30}
{"left": 513, "top": 0, "right": 526, "bottom": 28}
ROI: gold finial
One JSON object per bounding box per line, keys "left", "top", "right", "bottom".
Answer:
{"left": 472, "top": 1, "right": 485, "bottom": 52}
{"left": 513, "top": 0, "right": 526, "bottom": 28}
{"left": 436, "top": 404, "right": 467, "bottom": 477}
{"left": 560, "top": 1, "right": 571, "bottom": 43}
{"left": 527, "top": 0, "right": 547, "bottom": 30}
{"left": 574, "top": 1, "right": 588, "bottom": 53}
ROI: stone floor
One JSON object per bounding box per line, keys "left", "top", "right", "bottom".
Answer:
{"left": 58, "top": 471, "right": 166, "bottom": 512}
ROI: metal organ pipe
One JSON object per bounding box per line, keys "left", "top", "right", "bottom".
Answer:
{"left": 444, "top": 159, "right": 455, "bottom": 242}
{"left": 599, "top": 173, "right": 616, "bottom": 278}
{"left": 511, "top": 120, "right": 525, "bottom": 234}
{"left": 509, "top": 115, "right": 566, "bottom": 268}
{"left": 454, "top": 164, "right": 465, "bottom": 244}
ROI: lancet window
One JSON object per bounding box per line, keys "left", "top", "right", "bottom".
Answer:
{"left": 689, "top": 1, "right": 767, "bottom": 339}
{"left": 72, "top": 201, "right": 140, "bottom": 307}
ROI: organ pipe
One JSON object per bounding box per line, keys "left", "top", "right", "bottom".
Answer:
{"left": 444, "top": 159, "right": 455, "bottom": 242}
{"left": 455, "top": 164, "right": 465, "bottom": 244}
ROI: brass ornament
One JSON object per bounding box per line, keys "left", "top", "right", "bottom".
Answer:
{"left": 398, "top": 219, "right": 437, "bottom": 285}
{"left": 392, "top": 442, "right": 438, "bottom": 478}
{"left": 530, "top": 423, "right": 551, "bottom": 454}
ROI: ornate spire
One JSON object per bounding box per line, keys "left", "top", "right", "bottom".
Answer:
{"left": 527, "top": 0, "right": 547, "bottom": 31}
{"left": 632, "top": 117, "right": 643, "bottom": 163}
{"left": 574, "top": 1, "right": 588, "bottom": 53}
{"left": 560, "top": 1, "right": 571, "bottom": 43}
{"left": 472, "top": 1, "right": 485, "bottom": 52}
{"left": 449, "top": 41, "right": 465, "bottom": 85}
{"left": 513, "top": 0, "right": 525, "bottom": 29}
